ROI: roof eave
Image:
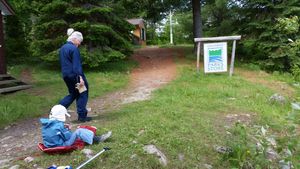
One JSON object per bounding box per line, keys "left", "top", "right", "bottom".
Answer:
{"left": 0, "top": 0, "right": 15, "bottom": 15}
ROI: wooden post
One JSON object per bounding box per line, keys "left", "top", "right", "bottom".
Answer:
{"left": 194, "top": 36, "right": 241, "bottom": 42}
{"left": 229, "top": 40, "right": 236, "bottom": 77}
{"left": 196, "top": 42, "right": 200, "bottom": 74}
{"left": 0, "top": 12, "right": 6, "bottom": 74}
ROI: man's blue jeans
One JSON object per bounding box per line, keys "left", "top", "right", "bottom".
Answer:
{"left": 59, "top": 75, "right": 89, "bottom": 119}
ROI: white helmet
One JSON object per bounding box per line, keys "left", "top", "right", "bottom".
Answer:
{"left": 49, "top": 105, "right": 71, "bottom": 122}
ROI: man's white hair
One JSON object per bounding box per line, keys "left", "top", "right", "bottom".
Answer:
{"left": 67, "top": 28, "right": 83, "bottom": 43}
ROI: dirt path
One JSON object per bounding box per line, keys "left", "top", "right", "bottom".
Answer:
{"left": 0, "top": 47, "right": 177, "bottom": 168}
{"left": 88, "top": 47, "right": 177, "bottom": 112}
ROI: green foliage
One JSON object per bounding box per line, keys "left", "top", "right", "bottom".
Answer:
{"left": 276, "top": 16, "right": 299, "bottom": 34}
{"left": 199, "top": 0, "right": 300, "bottom": 73}
{"left": 265, "top": 16, "right": 300, "bottom": 71}
{"left": 235, "top": 0, "right": 300, "bottom": 72}
{"left": 110, "top": 0, "right": 191, "bottom": 45}
{"left": 5, "top": 0, "right": 300, "bottom": 73}
{"left": 4, "top": 0, "right": 32, "bottom": 63}
{"left": 224, "top": 110, "right": 300, "bottom": 169}
{"left": 80, "top": 47, "right": 126, "bottom": 67}
{"left": 224, "top": 124, "right": 271, "bottom": 168}
{"left": 172, "top": 12, "right": 193, "bottom": 44}
{"left": 111, "top": 0, "right": 166, "bottom": 23}
{"left": 31, "top": 0, "right": 133, "bottom": 67}
{"left": 202, "top": 0, "right": 236, "bottom": 36}
{"left": 291, "top": 57, "right": 300, "bottom": 82}
{"left": 157, "top": 11, "right": 193, "bottom": 45}
{"left": 146, "top": 23, "right": 161, "bottom": 45}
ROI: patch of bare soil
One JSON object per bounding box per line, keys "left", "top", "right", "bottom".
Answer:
{"left": 236, "top": 68, "right": 295, "bottom": 97}
{"left": 20, "top": 68, "right": 33, "bottom": 84}
{"left": 0, "top": 47, "right": 177, "bottom": 168}
{"left": 88, "top": 47, "right": 177, "bottom": 114}
{"left": 212, "top": 68, "right": 294, "bottom": 135}
{"left": 223, "top": 113, "right": 256, "bottom": 127}
{"left": 213, "top": 109, "right": 257, "bottom": 133}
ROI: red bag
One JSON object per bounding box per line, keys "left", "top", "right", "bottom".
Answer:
{"left": 77, "top": 125, "right": 97, "bottom": 135}
{"left": 38, "top": 125, "right": 97, "bottom": 154}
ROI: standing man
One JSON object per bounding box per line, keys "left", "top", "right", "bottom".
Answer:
{"left": 58, "top": 28, "right": 91, "bottom": 122}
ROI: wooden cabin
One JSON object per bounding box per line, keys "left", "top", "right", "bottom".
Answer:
{"left": 127, "top": 18, "right": 146, "bottom": 46}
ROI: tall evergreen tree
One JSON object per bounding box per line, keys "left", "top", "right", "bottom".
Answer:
{"left": 202, "top": 0, "right": 236, "bottom": 36}
{"left": 31, "top": 0, "right": 133, "bottom": 67}
{"left": 236, "top": 0, "right": 300, "bottom": 71}
{"left": 4, "top": 0, "right": 32, "bottom": 63}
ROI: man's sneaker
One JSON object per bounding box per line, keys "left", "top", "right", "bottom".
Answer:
{"left": 78, "top": 116, "right": 92, "bottom": 123}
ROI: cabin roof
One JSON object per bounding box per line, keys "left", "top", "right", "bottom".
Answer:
{"left": 0, "top": 0, "right": 15, "bottom": 15}
{"left": 127, "top": 18, "right": 144, "bottom": 26}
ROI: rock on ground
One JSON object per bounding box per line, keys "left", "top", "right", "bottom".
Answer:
{"left": 143, "top": 144, "right": 168, "bottom": 166}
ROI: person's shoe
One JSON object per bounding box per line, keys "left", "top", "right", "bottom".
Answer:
{"left": 86, "top": 107, "right": 92, "bottom": 112}
{"left": 93, "top": 135, "right": 101, "bottom": 144}
{"left": 92, "top": 131, "right": 112, "bottom": 144}
{"left": 99, "top": 131, "right": 112, "bottom": 142}
{"left": 78, "top": 116, "right": 92, "bottom": 122}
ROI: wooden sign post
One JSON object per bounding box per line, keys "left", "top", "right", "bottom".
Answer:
{"left": 194, "top": 36, "right": 241, "bottom": 77}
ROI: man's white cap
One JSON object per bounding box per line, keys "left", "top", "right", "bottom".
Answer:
{"left": 49, "top": 104, "right": 71, "bottom": 122}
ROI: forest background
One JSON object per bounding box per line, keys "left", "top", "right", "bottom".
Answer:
{"left": 2, "top": 0, "right": 300, "bottom": 168}
{"left": 5, "top": 0, "right": 300, "bottom": 75}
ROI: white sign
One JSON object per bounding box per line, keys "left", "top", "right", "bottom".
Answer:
{"left": 204, "top": 42, "right": 227, "bottom": 73}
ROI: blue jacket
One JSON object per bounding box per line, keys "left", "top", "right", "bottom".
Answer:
{"left": 40, "top": 118, "right": 72, "bottom": 148}
{"left": 59, "top": 41, "right": 84, "bottom": 78}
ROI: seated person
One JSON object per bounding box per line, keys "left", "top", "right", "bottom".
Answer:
{"left": 40, "top": 104, "right": 112, "bottom": 148}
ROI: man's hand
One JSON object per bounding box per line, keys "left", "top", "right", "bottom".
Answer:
{"left": 64, "top": 124, "right": 72, "bottom": 130}
{"left": 79, "top": 76, "right": 85, "bottom": 86}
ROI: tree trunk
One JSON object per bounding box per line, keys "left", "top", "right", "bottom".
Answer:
{"left": 192, "top": 0, "right": 202, "bottom": 54}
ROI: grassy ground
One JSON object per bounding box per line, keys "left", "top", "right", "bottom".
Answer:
{"left": 0, "top": 60, "right": 136, "bottom": 129}
{"left": 16, "top": 47, "right": 300, "bottom": 168}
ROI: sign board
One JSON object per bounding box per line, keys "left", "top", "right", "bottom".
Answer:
{"left": 204, "top": 42, "right": 227, "bottom": 73}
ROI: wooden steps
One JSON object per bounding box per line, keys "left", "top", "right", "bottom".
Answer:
{"left": 0, "top": 74, "right": 32, "bottom": 94}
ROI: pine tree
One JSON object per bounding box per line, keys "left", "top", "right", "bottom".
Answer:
{"left": 4, "top": 0, "right": 32, "bottom": 63}
{"left": 236, "top": 0, "right": 300, "bottom": 71}
{"left": 202, "top": 0, "right": 237, "bottom": 36}
{"left": 31, "top": 0, "right": 133, "bottom": 67}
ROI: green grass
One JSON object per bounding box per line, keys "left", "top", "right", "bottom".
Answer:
{"left": 0, "top": 60, "right": 136, "bottom": 129}
{"left": 18, "top": 50, "right": 299, "bottom": 168}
